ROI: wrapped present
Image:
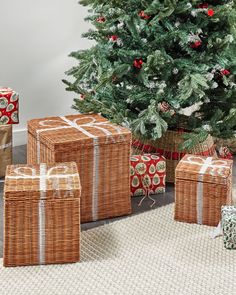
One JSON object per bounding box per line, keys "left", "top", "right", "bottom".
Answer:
{"left": 130, "top": 154, "right": 166, "bottom": 207}
{"left": 175, "top": 155, "right": 233, "bottom": 226}
{"left": 222, "top": 206, "right": 236, "bottom": 250}
{"left": 27, "top": 114, "right": 132, "bottom": 223}
{"left": 4, "top": 162, "right": 81, "bottom": 266}
{"left": 0, "top": 125, "right": 12, "bottom": 177}
{"left": 0, "top": 87, "right": 19, "bottom": 124}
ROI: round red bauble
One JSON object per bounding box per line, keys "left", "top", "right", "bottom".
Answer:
{"left": 207, "top": 9, "right": 214, "bottom": 17}
{"left": 221, "top": 69, "right": 230, "bottom": 76}
{"left": 97, "top": 16, "right": 106, "bottom": 23}
{"left": 190, "top": 40, "right": 202, "bottom": 48}
{"left": 138, "top": 11, "right": 150, "bottom": 20}
{"left": 110, "top": 35, "right": 118, "bottom": 41}
{"left": 133, "top": 58, "right": 143, "bottom": 69}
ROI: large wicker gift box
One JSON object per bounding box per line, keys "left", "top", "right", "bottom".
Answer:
{"left": 0, "top": 125, "right": 12, "bottom": 177}
{"left": 175, "top": 155, "right": 233, "bottom": 226}
{"left": 27, "top": 114, "right": 132, "bottom": 223}
{"left": 4, "top": 162, "right": 81, "bottom": 267}
{"left": 222, "top": 206, "right": 236, "bottom": 250}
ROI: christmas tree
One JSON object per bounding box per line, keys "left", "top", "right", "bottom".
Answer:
{"left": 63, "top": 0, "right": 236, "bottom": 149}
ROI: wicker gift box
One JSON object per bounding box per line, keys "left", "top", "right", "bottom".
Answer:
{"left": 222, "top": 206, "right": 236, "bottom": 250}
{"left": 27, "top": 114, "right": 132, "bottom": 223}
{"left": 130, "top": 154, "right": 166, "bottom": 196}
{"left": 4, "top": 162, "right": 81, "bottom": 267}
{"left": 0, "top": 125, "right": 12, "bottom": 177}
{"left": 175, "top": 155, "right": 233, "bottom": 226}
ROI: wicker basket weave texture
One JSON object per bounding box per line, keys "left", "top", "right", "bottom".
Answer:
{"left": 27, "top": 114, "right": 132, "bottom": 223}
{"left": 133, "top": 130, "right": 216, "bottom": 183}
{"left": 174, "top": 155, "right": 233, "bottom": 226}
{"left": 4, "top": 162, "right": 81, "bottom": 267}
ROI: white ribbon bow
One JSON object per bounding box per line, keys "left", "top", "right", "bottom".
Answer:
{"left": 6, "top": 163, "right": 79, "bottom": 264}
{"left": 182, "top": 156, "right": 229, "bottom": 178}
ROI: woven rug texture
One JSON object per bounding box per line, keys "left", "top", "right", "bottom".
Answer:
{"left": 0, "top": 204, "right": 235, "bottom": 295}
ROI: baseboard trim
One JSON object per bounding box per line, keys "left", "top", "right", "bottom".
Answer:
{"left": 13, "top": 128, "right": 27, "bottom": 147}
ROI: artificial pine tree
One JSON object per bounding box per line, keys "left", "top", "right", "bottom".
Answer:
{"left": 63, "top": 0, "right": 236, "bottom": 149}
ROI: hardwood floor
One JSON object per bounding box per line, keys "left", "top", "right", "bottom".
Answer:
{"left": 0, "top": 145, "right": 235, "bottom": 258}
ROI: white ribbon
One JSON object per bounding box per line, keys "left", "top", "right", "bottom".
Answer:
{"left": 182, "top": 156, "right": 229, "bottom": 178}
{"left": 182, "top": 156, "right": 229, "bottom": 224}
{"left": 7, "top": 163, "right": 78, "bottom": 264}
{"left": 0, "top": 142, "right": 12, "bottom": 150}
{"left": 35, "top": 116, "right": 123, "bottom": 221}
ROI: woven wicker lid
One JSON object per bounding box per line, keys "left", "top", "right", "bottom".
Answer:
{"left": 4, "top": 162, "right": 81, "bottom": 201}
{"left": 176, "top": 154, "right": 233, "bottom": 185}
{"left": 28, "top": 114, "right": 131, "bottom": 151}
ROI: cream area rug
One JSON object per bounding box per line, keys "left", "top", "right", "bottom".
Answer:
{"left": 0, "top": 204, "right": 235, "bottom": 295}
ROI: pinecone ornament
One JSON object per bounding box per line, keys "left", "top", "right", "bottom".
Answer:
{"left": 158, "top": 102, "right": 175, "bottom": 116}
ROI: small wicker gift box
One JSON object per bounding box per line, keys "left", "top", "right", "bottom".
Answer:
{"left": 0, "top": 125, "right": 12, "bottom": 177}
{"left": 130, "top": 154, "right": 166, "bottom": 197}
{"left": 175, "top": 155, "right": 233, "bottom": 226}
{"left": 27, "top": 114, "right": 132, "bottom": 223}
{"left": 222, "top": 206, "right": 236, "bottom": 250}
{"left": 4, "top": 162, "right": 81, "bottom": 267}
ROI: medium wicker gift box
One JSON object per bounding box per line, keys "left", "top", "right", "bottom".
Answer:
{"left": 27, "top": 114, "right": 132, "bottom": 223}
{"left": 0, "top": 125, "right": 12, "bottom": 177}
{"left": 4, "top": 162, "right": 81, "bottom": 267}
{"left": 222, "top": 206, "right": 236, "bottom": 250}
{"left": 175, "top": 155, "right": 233, "bottom": 226}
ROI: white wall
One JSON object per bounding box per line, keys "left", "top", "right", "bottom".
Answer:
{"left": 0, "top": 0, "right": 93, "bottom": 146}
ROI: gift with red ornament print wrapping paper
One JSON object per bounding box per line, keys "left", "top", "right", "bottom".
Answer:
{"left": 0, "top": 87, "right": 19, "bottom": 125}
{"left": 130, "top": 154, "right": 166, "bottom": 197}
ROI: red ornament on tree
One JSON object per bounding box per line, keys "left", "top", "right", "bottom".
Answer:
{"left": 207, "top": 9, "right": 214, "bottom": 17}
{"left": 97, "top": 16, "right": 106, "bottom": 23}
{"left": 133, "top": 58, "right": 143, "bottom": 69}
{"left": 221, "top": 69, "right": 231, "bottom": 76}
{"left": 138, "top": 11, "right": 150, "bottom": 20}
{"left": 110, "top": 35, "right": 118, "bottom": 41}
{"left": 190, "top": 40, "right": 202, "bottom": 49}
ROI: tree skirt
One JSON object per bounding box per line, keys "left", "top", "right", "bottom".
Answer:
{"left": 0, "top": 204, "right": 235, "bottom": 295}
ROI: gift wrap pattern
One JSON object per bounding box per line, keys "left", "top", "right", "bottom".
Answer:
{"left": 222, "top": 206, "right": 236, "bottom": 250}
{"left": 0, "top": 125, "right": 12, "bottom": 177}
{"left": 27, "top": 114, "right": 132, "bottom": 223}
{"left": 175, "top": 155, "right": 233, "bottom": 226}
{"left": 0, "top": 87, "right": 19, "bottom": 124}
{"left": 130, "top": 154, "right": 166, "bottom": 197}
{"left": 4, "top": 162, "right": 81, "bottom": 267}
